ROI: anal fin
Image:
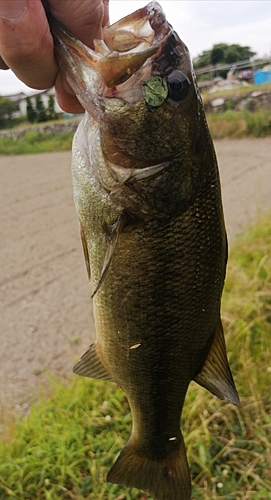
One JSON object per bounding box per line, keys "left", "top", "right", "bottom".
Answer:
{"left": 73, "top": 343, "right": 112, "bottom": 381}
{"left": 194, "top": 320, "right": 240, "bottom": 406}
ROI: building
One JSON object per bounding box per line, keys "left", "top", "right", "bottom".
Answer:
{"left": 2, "top": 88, "right": 64, "bottom": 117}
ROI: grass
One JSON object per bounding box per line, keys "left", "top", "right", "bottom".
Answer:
{"left": 0, "top": 129, "right": 73, "bottom": 155}
{"left": 0, "top": 86, "right": 271, "bottom": 155}
{"left": 1, "top": 111, "right": 270, "bottom": 154}
{"left": 207, "top": 110, "right": 271, "bottom": 139}
{"left": 0, "top": 215, "right": 271, "bottom": 499}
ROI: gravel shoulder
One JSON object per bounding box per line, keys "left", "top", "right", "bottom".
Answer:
{"left": 1, "top": 138, "right": 271, "bottom": 409}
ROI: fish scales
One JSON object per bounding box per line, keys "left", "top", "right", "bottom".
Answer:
{"left": 50, "top": 2, "right": 239, "bottom": 499}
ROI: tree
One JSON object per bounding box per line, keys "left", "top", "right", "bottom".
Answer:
{"left": 26, "top": 96, "right": 36, "bottom": 123}
{"left": 35, "top": 94, "right": 48, "bottom": 123}
{"left": 47, "top": 94, "right": 57, "bottom": 120}
{"left": 194, "top": 43, "right": 256, "bottom": 70}
{"left": 210, "top": 45, "right": 225, "bottom": 66}
{"left": 193, "top": 50, "right": 211, "bottom": 69}
{"left": 0, "top": 96, "right": 18, "bottom": 127}
{"left": 224, "top": 44, "right": 256, "bottom": 64}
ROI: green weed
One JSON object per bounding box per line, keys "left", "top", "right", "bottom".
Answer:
{"left": 0, "top": 129, "right": 73, "bottom": 155}
{"left": 1, "top": 110, "right": 271, "bottom": 155}
{"left": 207, "top": 110, "right": 271, "bottom": 139}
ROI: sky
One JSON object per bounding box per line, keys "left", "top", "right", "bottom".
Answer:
{"left": 1, "top": 0, "right": 271, "bottom": 96}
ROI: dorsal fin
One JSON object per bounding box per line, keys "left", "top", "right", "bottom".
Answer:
{"left": 194, "top": 320, "right": 240, "bottom": 406}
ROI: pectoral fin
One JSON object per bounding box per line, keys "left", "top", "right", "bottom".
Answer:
{"left": 80, "top": 223, "right": 91, "bottom": 280}
{"left": 92, "top": 213, "right": 127, "bottom": 298}
{"left": 194, "top": 320, "right": 240, "bottom": 406}
{"left": 73, "top": 343, "right": 112, "bottom": 381}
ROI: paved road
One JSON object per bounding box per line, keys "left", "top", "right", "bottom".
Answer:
{"left": 216, "top": 138, "right": 271, "bottom": 245}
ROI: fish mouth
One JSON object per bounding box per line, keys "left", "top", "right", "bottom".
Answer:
{"left": 100, "top": 1, "right": 173, "bottom": 88}
{"left": 49, "top": 2, "right": 173, "bottom": 114}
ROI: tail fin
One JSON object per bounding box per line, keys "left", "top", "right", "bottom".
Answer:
{"left": 107, "top": 435, "right": 191, "bottom": 500}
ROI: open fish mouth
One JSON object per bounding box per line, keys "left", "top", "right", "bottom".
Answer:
{"left": 50, "top": 2, "right": 173, "bottom": 108}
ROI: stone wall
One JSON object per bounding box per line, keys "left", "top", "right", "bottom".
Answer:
{"left": 0, "top": 120, "right": 80, "bottom": 139}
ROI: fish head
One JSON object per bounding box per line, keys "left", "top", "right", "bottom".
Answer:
{"left": 100, "top": 29, "right": 204, "bottom": 165}
{"left": 51, "top": 2, "right": 211, "bottom": 219}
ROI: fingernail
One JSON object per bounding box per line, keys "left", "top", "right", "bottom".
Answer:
{"left": 0, "top": 0, "right": 28, "bottom": 22}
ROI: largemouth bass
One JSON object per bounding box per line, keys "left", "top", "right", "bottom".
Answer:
{"left": 51, "top": 3, "right": 239, "bottom": 499}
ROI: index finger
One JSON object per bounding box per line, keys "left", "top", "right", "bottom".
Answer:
{"left": 0, "top": 0, "right": 110, "bottom": 112}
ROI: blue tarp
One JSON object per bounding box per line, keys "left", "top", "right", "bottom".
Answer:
{"left": 254, "top": 69, "right": 271, "bottom": 85}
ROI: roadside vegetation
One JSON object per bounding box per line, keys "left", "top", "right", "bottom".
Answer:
{"left": 0, "top": 94, "right": 58, "bottom": 129}
{"left": 0, "top": 129, "right": 73, "bottom": 155}
{"left": 207, "top": 109, "right": 271, "bottom": 139}
{"left": 0, "top": 108, "right": 271, "bottom": 155}
{"left": 0, "top": 215, "right": 270, "bottom": 499}
{"left": 0, "top": 82, "right": 271, "bottom": 154}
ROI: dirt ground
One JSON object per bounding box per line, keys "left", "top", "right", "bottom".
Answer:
{"left": 1, "top": 138, "right": 271, "bottom": 411}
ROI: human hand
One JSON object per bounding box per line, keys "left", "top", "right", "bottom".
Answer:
{"left": 0, "top": 0, "right": 109, "bottom": 112}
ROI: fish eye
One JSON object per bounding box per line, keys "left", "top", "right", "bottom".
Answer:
{"left": 166, "top": 70, "right": 190, "bottom": 102}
